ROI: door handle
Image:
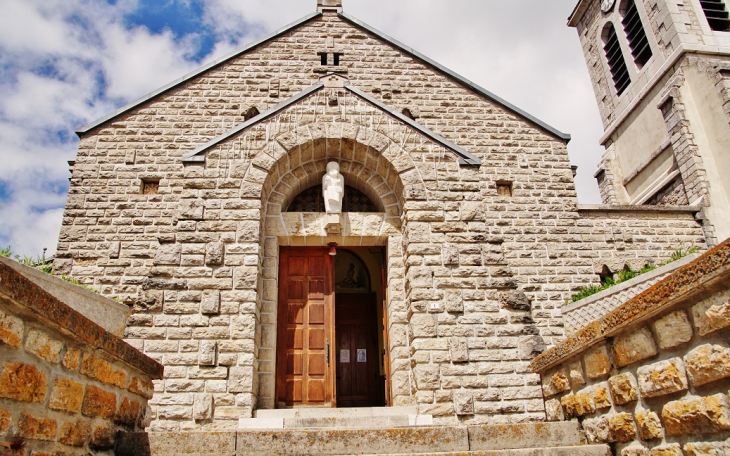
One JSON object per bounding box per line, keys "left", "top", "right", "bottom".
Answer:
{"left": 325, "top": 338, "right": 330, "bottom": 365}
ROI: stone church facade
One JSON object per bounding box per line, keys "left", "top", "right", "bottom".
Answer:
{"left": 56, "top": 0, "right": 707, "bottom": 431}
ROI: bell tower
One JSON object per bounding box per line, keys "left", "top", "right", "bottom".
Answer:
{"left": 569, "top": 0, "right": 730, "bottom": 245}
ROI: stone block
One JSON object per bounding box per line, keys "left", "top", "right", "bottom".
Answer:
{"left": 584, "top": 344, "right": 612, "bottom": 380}
{"left": 25, "top": 329, "right": 63, "bottom": 363}
{"left": 608, "top": 372, "right": 638, "bottom": 405}
{"left": 414, "top": 364, "right": 440, "bottom": 390}
{"left": 206, "top": 242, "right": 224, "bottom": 265}
{"left": 662, "top": 394, "right": 730, "bottom": 436}
{"left": 178, "top": 199, "right": 205, "bottom": 220}
{"left": 612, "top": 327, "right": 658, "bottom": 367}
{"left": 129, "top": 377, "right": 154, "bottom": 399}
{"left": 63, "top": 348, "right": 81, "bottom": 370}
{"left": 154, "top": 243, "right": 182, "bottom": 265}
{"left": 0, "top": 309, "right": 23, "bottom": 347}
{"left": 194, "top": 393, "right": 214, "bottom": 421}
{"left": 583, "top": 415, "right": 610, "bottom": 443}
{"left": 684, "top": 343, "right": 730, "bottom": 387}
{"left": 59, "top": 420, "right": 92, "bottom": 447}
{"left": 594, "top": 383, "right": 612, "bottom": 409}
{"left": 561, "top": 391, "right": 595, "bottom": 418}
{"left": 449, "top": 337, "right": 469, "bottom": 363}
{"left": 17, "top": 412, "right": 57, "bottom": 441}
{"left": 81, "top": 353, "right": 127, "bottom": 388}
{"left": 608, "top": 413, "right": 637, "bottom": 443}
{"left": 199, "top": 340, "right": 218, "bottom": 366}
{"left": 0, "top": 407, "right": 11, "bottom": 434}
{"left": 652, "top": 310, "right": 693, "bottom": 349}
{"left": 692, "top": 296, "right": 730, "bottom": 336}
{"left": 467, "top": 422, "right": 583, "bottom": 450}
{"left": 443, "top": 244, "right": 459, "bottom": 265}
{"left": 649, "top": 444, "right": 683, "bottom": 456}
{"left": 635, "top": 410, "right": 663, "bottom": 441}
{"left": 201, "top": 290, "right": 221, "bottom": 315}
{"left": 501, "top": 290, "right": 531, "bottom": 311}
{"left": 49, "top": 377, "right": 84, "bottom": 413}
{"left": 410, "top": 313, "right": 437, "bottom": 338}
{"left": 569, "top": 361, "right": 586, "bottom": 388}
{"left": 454, "top": 390, "right": 474, "bottom": 415}
{"left": 230, "top": 366, "right": 253, "bottom": 393}
{"left": 519, "top": 335, "right": 546, "bottom": 359}
{"left": 622, "top": 447, "right": 649, "bottom": 456}
{"left": 683, "top": 442, "right": 726, "bottom": 455}
{"left": 542, "top": 368, "right": 571, "bottom": 397}
{"left": 637, "top": 357, "right": 688, "bottom": 398}
{"left": 115, "top": 396, "right": 142, "bottom": 427}
{"left": 82, "top": 385, "right": 117, "bottom": 419}
{"left": 0, "top": 362, "right": 47, "bottom": 402}
{"left": 90, "top": 426, "right": 115, "bottom": 451}
{"left": 444, "top": 289, "right": 464, "bottom": 313}
{"left": 545, "top": 398, "right": 564, "bottom": 421}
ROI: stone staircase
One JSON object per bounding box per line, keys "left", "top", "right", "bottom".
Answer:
{"left": 116, "top": 409, "right": 611, "bottom": 455}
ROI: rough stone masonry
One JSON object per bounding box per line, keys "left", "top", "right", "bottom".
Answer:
{"left": 55, "top": 1, "right": 708, "bottom": 430}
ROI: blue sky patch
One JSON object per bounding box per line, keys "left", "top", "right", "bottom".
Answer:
{"left": 124, "top": 0, "right": 216, "bottom": 61}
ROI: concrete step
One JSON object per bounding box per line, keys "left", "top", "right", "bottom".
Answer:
{"left": 255, "top": 406, "right": 418, "bottom": 419}
{"left": 119, "top": 422, "right": 606, "bottom": 456}
{"left": 363, "top": 446, "right": 612, "bottom": 456}
{"left": 245, "top": 406, "right": 432, "bottom": 429}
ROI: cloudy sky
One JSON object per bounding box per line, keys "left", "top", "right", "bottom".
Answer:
{"left": 0, "top": 0, "right": 604, "bottom": 257}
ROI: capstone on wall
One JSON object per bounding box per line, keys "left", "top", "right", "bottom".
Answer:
{"left": 56, "top": 10, "right": 707, "bottom": 430}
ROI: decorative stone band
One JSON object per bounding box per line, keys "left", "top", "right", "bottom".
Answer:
{"left": 0, "top": 260, "right": 164, "bottom": 379}
{"left": 532, "top": 236, "right": 730, "bottom": 374}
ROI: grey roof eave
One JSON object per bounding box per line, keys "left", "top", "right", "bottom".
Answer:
{"left": 344, "top": 85, "right": 481, "bottom": 166}
{"left": 568, "top": 0, "right": 589, "bottom": 27}
{"left": 338, "top": 12, "right": 571, "bottom": 143}
{"left": 182, "top": 82, "right": 325, "bottom": 162}
{"left": 75, "top": 11, "right": 323, "bottom": 135}
{"left": 183, "top": 79, "right": 481, "bottom": 166}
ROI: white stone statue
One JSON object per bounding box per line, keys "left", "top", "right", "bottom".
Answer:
{"left": 322, "top": 162, "right": 345, "bottom": 213}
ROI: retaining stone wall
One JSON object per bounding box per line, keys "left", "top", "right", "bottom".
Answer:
{"left": 533, "top": 238, "right": 730, "bottom": 455}
{"left": 0, "top": 259, "right": 162, "bottom": 455}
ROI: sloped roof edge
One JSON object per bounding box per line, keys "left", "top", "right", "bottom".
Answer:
{"left": 182, "top": 82, "right": 325, "bottom": 162}
{"left": 344, "top": 85, "right": 481, "bottom": 166}
{"left": 338, "top": 12, "right": 571, "bottom": 142}
{"left": 76, "top": 12, "right": 322, "bottom": 135}
{"left": 182, "top": 79, "right": 481, "bottom": 166}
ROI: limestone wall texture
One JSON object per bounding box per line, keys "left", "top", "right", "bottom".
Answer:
{"left": 0, "top": 258, "right": 162, "bottom": 455}
{"left": 533, "top": 237, "right": 730, "bottom": 456}
{"left": 55, "top": 9, "right": 708, "bottom": 430}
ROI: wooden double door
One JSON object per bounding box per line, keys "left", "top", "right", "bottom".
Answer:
{"left": 276, "top": 247, "right": 382, "bottom": 408}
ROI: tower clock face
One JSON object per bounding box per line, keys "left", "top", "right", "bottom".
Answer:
{"left": 601, "top": 0, "right": 616, "bottom": 13}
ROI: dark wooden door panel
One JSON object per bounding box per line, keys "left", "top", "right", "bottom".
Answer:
{"left": 335, "top": 293, "right": 382, "bottom": 408}
{"left": 276, "top": 248, "right": 334, "bottom": 407}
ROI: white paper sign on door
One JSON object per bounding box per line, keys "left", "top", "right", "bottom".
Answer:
{"left": 357, "top": 349, "right": 367, "bottom": 363}
{"left": 340, "top": 349, "right": 350, "bottom": 363}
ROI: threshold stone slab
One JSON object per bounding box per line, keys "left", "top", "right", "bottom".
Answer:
{"left": 235, "top": 427, "right": 469, "bottom": 455}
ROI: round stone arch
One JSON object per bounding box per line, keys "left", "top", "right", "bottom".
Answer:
{"left": 253, "top": 122, "right": 424, "bottom": 410}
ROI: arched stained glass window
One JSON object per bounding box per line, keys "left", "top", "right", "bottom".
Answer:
{"left": 286, "top": 185, "right": 378, "bottom": 212}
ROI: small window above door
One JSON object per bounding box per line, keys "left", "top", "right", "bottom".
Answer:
{"left": 286, "top": 185, "right": 378, "bottom": 212}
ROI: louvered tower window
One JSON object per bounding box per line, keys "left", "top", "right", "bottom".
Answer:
{"left": 620, "top": 0, "right": 652, "bottom": 67}
{"left": 700, "top": 0, "right": 730, "bottom": 31}
{"left": 603, "top": 23, "right": 632, "bottom": 95}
